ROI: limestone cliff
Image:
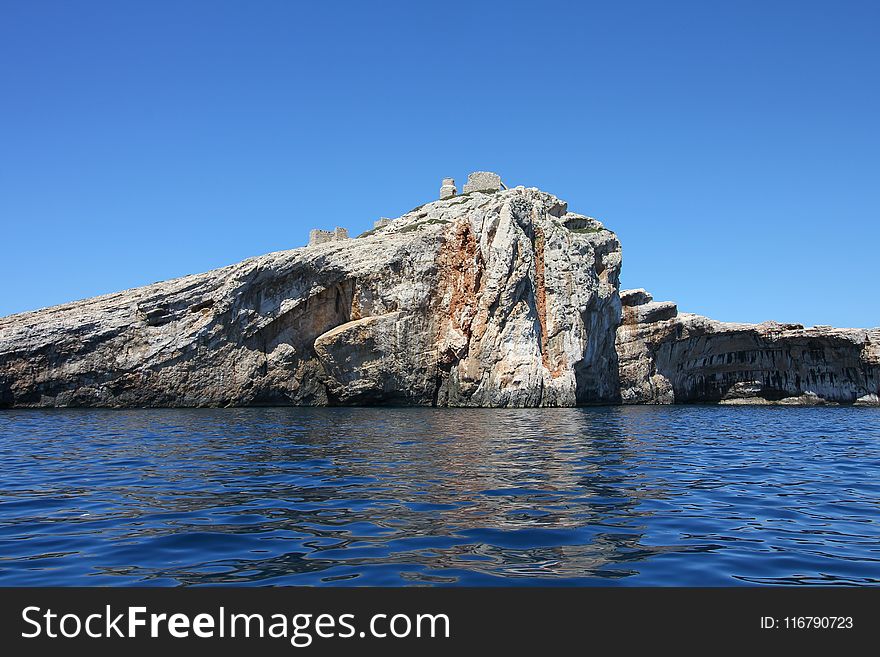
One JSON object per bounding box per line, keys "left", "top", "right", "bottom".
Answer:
{"left": 0, "top": 186, "right": 622, "bottom": 408}
{"left": 3, "top": 179, "right": 876, "bottom": 409}
{"left": 616, "top": 289, "right": 879, "bottom": 406}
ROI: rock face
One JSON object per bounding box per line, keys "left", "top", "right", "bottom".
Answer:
{"left": 3, "top": 176, "right": 876, "bottom": 409}
{"left": 616, "top": 290, "right": 880, "bottom": 406}
{"left": 0, "top": 186, "right": 623, "bottom": 408}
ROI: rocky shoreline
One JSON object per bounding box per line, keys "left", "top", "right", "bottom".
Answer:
{"left": 1, "top": 175, "right": 877, "bottom": 408}
{"left": 616, "top": 289, "right": 879, "bottom": 406}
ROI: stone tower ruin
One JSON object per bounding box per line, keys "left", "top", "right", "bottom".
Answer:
{"left": 439, "top": 177, "right": 456, "bottom": 200}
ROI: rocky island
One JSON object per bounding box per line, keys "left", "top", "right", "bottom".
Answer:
{"left": 1, "top": 172, "right": 877, "bottom": 408}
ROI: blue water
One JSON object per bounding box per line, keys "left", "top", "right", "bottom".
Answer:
{"left": 0, "top": 406, "right": 878, "bottom": 586}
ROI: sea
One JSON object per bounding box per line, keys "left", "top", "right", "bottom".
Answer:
{"left": 1, "top": 406, "right": 878, "bottom": 586}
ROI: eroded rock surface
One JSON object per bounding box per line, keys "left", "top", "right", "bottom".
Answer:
{"left": 4, "top": 180, "right": 876, "bottom": 409}
{"left": 616, "top": 290, "right": 879, "bottom": 406}
{"left": 0, "top": 187, "right": 622, "bottom": 408}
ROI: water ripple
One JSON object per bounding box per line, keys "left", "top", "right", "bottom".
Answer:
{"left": 0, "top": 405, "right": 878, "bottom": 585}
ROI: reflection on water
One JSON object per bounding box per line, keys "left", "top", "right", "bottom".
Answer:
{"left": 0, "top": 406, "right": 878, "bottom": 586}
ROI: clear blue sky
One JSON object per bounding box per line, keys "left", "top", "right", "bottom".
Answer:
{"left": 1, "top": 1, "right": 878, "bottom": 327}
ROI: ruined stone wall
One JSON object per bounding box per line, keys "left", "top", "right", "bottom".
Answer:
{"left": 308, "top": 227, "right": 349, "bottom": 247}
{"left": 462, "top": 171, "right": 502, "bottom": 194}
